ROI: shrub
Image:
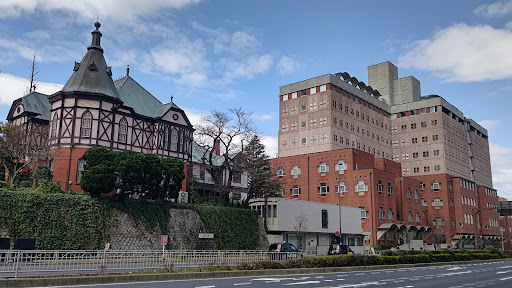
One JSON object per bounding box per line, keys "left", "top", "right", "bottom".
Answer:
{"left": 36, "top": 180, "right": 64, "bottom": 193}
{"left": 471, "top": 253, "right": 495, "bottom": 260}
{"left": 19, "top": 180, "right": 31, "bottom": 188}
{"left": 431, "top": 253, "right": 453, "bottom": 262}
{"left": 453, "top": 253, "right": 472, "bottom": 261}
{"left": 0, "top": 180, "right": 10, "bottom": 189}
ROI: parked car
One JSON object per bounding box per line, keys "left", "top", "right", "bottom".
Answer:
{"left": 268, "top": 242, "right": 299, "bottom": 252}
{"left": 327, "top": 244, "right": 353, "bottom": 255}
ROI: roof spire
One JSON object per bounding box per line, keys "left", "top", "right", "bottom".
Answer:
{"left": 88, "top": 21, "right": 103, "bottom": 52}
{"left": 126, "top": 65, "right": 130, "bottom": 76}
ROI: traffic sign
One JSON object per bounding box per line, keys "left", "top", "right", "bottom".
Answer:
{"left": 161, "top": 235, "right": 169, "bottom": 244}
{"left": 335, "top": 231, "right": 340, "bottom": 237}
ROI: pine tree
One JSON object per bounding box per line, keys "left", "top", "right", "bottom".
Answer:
{"left": 244, "top": 135, "right": 281, "bottom": 199}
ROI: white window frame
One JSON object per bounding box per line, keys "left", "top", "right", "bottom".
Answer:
{"left": 319, "top": 185, "right": 328, "bottom": 194}
{"left": 292, "top": 187, "right": 301, "bottom": 195}
{"left": 80, "top": 111, "right": 92, "bottom": 137}
{"left": 276, "top": 168, "right": 285, "bottom": 177}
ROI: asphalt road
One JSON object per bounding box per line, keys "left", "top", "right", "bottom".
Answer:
{"left": 42, "top": 260, "right": 512, "bottom": 288}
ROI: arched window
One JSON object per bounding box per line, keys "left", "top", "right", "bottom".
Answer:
{"left": 76, "top": 158, "right": 86, "bottom": 183}
{"left": 80, "top": 111, "right": 92, "bottom": 137}
{"left": 163, "top": 126, "right": 169, "bottom": 149}
{"left": 51, "top": 113, "right": 59, "bottom": 138}
{"left": 118, "top": 118, "right": 128, "bottom": 143}
{"left": 179, "top": 130, "right": 184, "bottom": 152}
{"left": 170, "top": 128, "right": 178, "bottom": 151}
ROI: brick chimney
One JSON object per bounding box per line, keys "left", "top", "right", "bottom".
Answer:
{"left": 213, "top": 138, "right": 221, "bottom": 155}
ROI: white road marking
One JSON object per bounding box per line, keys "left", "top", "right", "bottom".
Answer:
{"left": 447, "top": 266, "right": 462, "bottom": 271}
{"left": 355, "top": 273, "right": 365, "bottom": 275}
{"left": 324, "top": 279, "right": 333, "bottom": 282}
{"left": 498, "top": 265, "right": 512, "bottom": 269}
{"left": 336, "top": 282, "right": 380, "bottom": 287}
{"left": 234, "top": 283, "right": 251, "bottom": 286}
{"left": 195, "top": 286, "right": 215, "bottom": 288}
{"left": 283, "top": 281, "right": 321, "bottom": 286}
{"left": 497, "top": 270, "right": 512, "bottom": 274}
{"left": 372, "top": 272, "right": 381, "bottom": 274}
{"left": 500, "top": 276, "right": 512, "bottom": 281}
{"left": 315, "top": 276, "right": 325, "bottom": 278}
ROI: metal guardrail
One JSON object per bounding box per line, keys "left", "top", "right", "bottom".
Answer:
{"left": 0, "top": 250, "right": 302, "bottom": 278}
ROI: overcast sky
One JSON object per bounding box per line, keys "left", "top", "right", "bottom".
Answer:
{"left": 1, "top": 0, "right": 511, "bottom": 199}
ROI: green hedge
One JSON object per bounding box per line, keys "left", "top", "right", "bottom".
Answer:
{"left": 237, "top": 249, "right": 511, "bottom": 270}
{"left": 0, "top": 189, "right": 113, "bottom": 250}
{"left": 0, "top": 189, "right": 262, "bottom": 250}
{"left": 194, "top": 204, "right": 260, "bottom": 250}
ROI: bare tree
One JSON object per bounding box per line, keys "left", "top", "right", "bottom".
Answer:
{"left": 431, "top": 218, "right": 446, "bottom": 250}
{"left": 194, "top": 108, "right": 255, "bottom": 203}
{"left": 0, "top": 123, "right": 50, "bottom": 186}
{"left": 25, "top": 53, "right": 39, "bottom": 94}
{"left": 293, "top": 212, "right": 309, "bottom": 250}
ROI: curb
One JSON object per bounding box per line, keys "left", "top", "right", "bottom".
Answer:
{"left": 0, "top": 259, "right": 508, "bottom": 287}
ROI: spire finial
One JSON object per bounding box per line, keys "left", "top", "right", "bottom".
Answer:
{"left": 126, "top": 65, "right": 130, "bottom": 76}
{"left": 95, "top": 17, "right": 101, "bottom": 30}
{"left": 89, "top": 21, "right": 103, "bottom": 51}
{"left": 171, "top": 95, "right": 174, "bottom": 103}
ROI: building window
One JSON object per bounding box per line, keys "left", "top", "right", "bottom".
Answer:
{"left": 413, "top": 167, "right": 419, "bottom": 173}
{"left": 319, "top": 183, "right": 328, "bottom": 194}
{"left": 233, "top": 171, "right": 242, "bottom": 183}
{"left": 378, "top": 207, "right": 384, "bottom": 220}
{"left": 337, "top": 182, "right": 347, "bottom": 195}
{"left": 431, "top": 181, "right": 441, "bottom": 190}
{"left": 170, "top": 129, "right": 178, "bottom": 151}
{"left": 432, "top": 134, "right": 439, "bottom": 141}
{"left": 292, "top": 185, "right": 301, "bottom": 195}
{"left": 408, "top": 212, "right": 413, "bottom": 222}
{"left": 377, "top": 181, "right": 383, "bottom": 194}
{"left": 51, "top": 113, "right": 58, "bottom": 138}
{"left": 412, "top": 137, "right": 418, "bottom": 144}
{"left": 414, "top": 190, "right": 419, "bottom": 200}
{"left": 433, "top": 149, "right": 440, "bottom": 156}
{"left": 301, "top": 138, "right": 307, "bottom": 145}
{"left": 432, "top": 198, "right": 443, "bottom": 208}
{"left": 300, "top": 89, "right": 306, "bottom": 96}
{"left": 434, "top": 165, "right": 441, "bottom": 172}
{"left": 290, "top": 165, "right": 301, "bottom": 178}
{"left": 301, "top": 105, "right": 306, "bottom": 111}
{"left": 80, "top": 111, "right": 92, "bottom": 137}
{"left": 76, "top": 158, "right": 86, "bottom": 183}
{"left": 407, "top": 189, "right": 412, "bottom": 198}
{"left": 424, "top": 166, "right": 430, "bottom": 172}
{"left": 276, "top": 167, "right": 285, "bottom": 177}
{"left": 118, "top": 117, "right": 128, "bottom": 143}
{"left": 411, "top": 123, "right": 417, "bottom": 129}
{"left": 354, "top": 180, "right": 368, "bottom": 194}
{"left": 421, "top": 136, "right": 428, "bottom": 143}
{"left": 423, "top": 151, "right": 429, "bottom": 158}
{"left": 318, "top": 162, "right": 329, "bottom": 173}
{"left": 387, "top": 184, "right": 392, "bottom": 195}
{"left": 322, "top": 209, "right": 328, "bottom": 228}
{"left": 163, "top": 127, "right": 169, "bottom": 149}
{"left": 301, "top": 121, "right": 306, "bottom": 128}
{"left": 388, "top": 209, "right": 393, "bottom": 220}
{"left": 431, "top": 119, "right": 438, "bottom": 126}
{"left": 360, "top": 207, "right": 368, "bottom": 219}
{"left": 413, "top": 152, "right": 418, "bottom": 158}
{"left": 199, "top": 168, "right": 205, "bottom": 180}
{"left": 421, "top": 121, "right": 427, "bottom": 128}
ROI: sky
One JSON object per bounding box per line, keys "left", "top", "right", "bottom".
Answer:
{"left": 0, "top": 0, "right": 512, "bottom": 198}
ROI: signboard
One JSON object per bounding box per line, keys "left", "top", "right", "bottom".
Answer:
{"left": 335, "top": 231, "right": 340, "bottom": 237}
{"left": 198, "top": 233, "right": 214, "bottom": 239}
{"left": 161, "top": 235, "right": 169, "bottom": 244}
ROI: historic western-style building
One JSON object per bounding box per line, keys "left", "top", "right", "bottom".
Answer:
{"left": 272, "top": 61, "right": 503, "bottom": 248}
{"left": 7, "top": 22, "right": 194, "bottom": 192}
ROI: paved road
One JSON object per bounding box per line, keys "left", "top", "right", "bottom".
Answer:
{"left": 42, "top": 260, "right": 512, "bottom": 288}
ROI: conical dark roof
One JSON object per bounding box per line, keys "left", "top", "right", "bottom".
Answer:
{"left": 61, "top": 22, "right": 120, "bottom": 99}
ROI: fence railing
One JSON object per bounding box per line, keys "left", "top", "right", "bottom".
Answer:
{"left": 0, "top": 250, "right": 302, "bottom": 278}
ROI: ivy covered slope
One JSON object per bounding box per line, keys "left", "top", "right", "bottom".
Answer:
{"left": 195, "top": 205, "right": 260, "bottom": 250}
{"left": 0, "top": 189, "right": 113, "bottom": 250}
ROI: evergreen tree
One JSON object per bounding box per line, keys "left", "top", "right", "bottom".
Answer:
{"left": 244, "top": 135, "right": 281, "bottom": 199}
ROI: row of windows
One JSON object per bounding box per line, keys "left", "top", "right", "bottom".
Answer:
{"left": 331, "top": 101, "right": 390, "bottom": 131}
{"left": 390, "top": 106, "right": 438, "bottom": 120}
{"left": 462, "top": 196, "right": 477, "bottom": 207}
{"left": 51, "top": 111, "right": 190, "bottom": 153}
{"left": 392, "top": 135, "right": 440, "bottom": 147}
{"left": 332, "top": 118, "right": 390, "bottom": 145}
{"left": 402, "top": 165, "right": 441, "bottom": 175}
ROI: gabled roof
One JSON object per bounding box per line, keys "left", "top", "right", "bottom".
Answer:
{"left": 114, "top": 76, "right": 162, "bottom": 117}
{"left": 192, "top": 141, "right": 224, "bottom": 166}
{"left": 6, "top": 91, "right": 51, "bottom": 121}
{"left": 61, "top": 22, "right": 120, "bottom": 100}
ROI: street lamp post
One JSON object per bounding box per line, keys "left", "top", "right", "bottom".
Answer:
{"left": 338, "top": 183, "right": 342, "bottom": 244}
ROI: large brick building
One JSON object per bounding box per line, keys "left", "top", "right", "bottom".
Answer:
{"left": 6, "top": 22, "right": 194, "bottom": 193}
{"left": 273, "top": 62, "right": 503, "bottom": 248}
